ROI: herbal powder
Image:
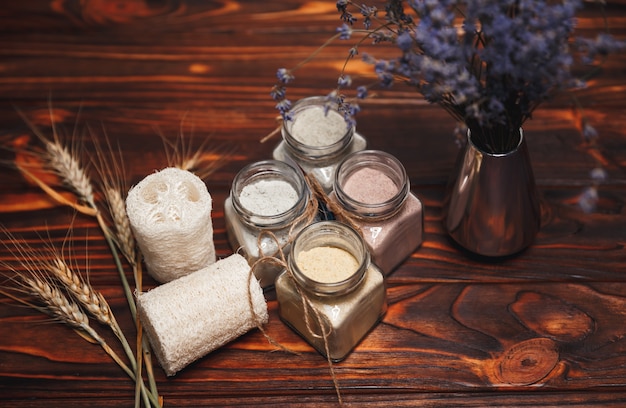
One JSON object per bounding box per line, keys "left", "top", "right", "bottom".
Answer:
{"left": 344, "top": 167, "right": 398, "bottom": 204}
{"left": 296, "top": 246, "right": 359, "bottom": 283}
{"left": 239, "top": 178, "right": 298, "bottom": 216}
{"left": 290, "top": 105, "right": 346, "bottom": 146}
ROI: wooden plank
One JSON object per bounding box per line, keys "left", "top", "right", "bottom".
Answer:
{"left": 0, "top": 0, "right": 625, "bottom": 406}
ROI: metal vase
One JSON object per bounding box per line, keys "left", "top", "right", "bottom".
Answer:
{"left": 442, "top": 128, "right": 541, "bottom": 257}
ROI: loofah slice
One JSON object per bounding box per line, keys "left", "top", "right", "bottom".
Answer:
{"left": 137, "top": 254, "right": 268, "bottom": 376}
{"left": 126, "top": 167, "right": 216, "bottom": 282}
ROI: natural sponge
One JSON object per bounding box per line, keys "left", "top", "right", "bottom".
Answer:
{"left": 137, "top": 254, "right": 268, "bottom": 376}
{"left": 126, "top": 167, "right": 216, "bottom": 283}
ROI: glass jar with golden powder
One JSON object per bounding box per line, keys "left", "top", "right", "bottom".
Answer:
{"left": 275, "top": 221, "right": 387, "bottom": 362}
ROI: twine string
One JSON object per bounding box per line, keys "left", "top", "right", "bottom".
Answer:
{"left": 302, "top": 172, "right": 363, "bottom": 236}
{"left": 248, "top": 228, "right": 343, "bottom": 405}
{"left": 242, "top": 171, "right": 344, "bottom": 404}
{"left": 247, "top": 252, "right": 297, "bottom": 354}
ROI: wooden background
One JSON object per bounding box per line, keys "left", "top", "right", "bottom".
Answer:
{"left": 1, "top": 1, "right": 625, "bottom": 406}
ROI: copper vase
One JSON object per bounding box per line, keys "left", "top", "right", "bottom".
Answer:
{"left": 442, "top": 128, "right": 541, "bottom": 257}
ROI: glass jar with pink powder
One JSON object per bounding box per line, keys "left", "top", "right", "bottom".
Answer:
{"left": 330, "top": 150, "right": 423, "bottom": 275}
{"left": 273, "top": 96, "right": 367, "bottom": 193}
{"left": 224, "top": 160, "right": 315, "bottom": 288}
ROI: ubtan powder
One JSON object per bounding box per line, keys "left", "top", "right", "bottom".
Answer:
{"left": 296, "top": 246, "right": 358, "bottom": 283}
{"left": 290, "top": 106, "right": 346, "bottom": 147}
{"left": 343, "top": 167, "right": 398, "bottom": 204}
{"left": 239, "top": 178, "right": 298, "bottom": 216}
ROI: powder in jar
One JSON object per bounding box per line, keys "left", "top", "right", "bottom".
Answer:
{"left": 343, "top": 167, "right": 398, "bottom": 204}
{"left": 290, "top": 106, "right": 346, "bottom": 147}
{"left": 239, "top": 179, "right": 298, "bottom": 216}
{"left": 296, "top": 246, "right": 358, "bottom": 283}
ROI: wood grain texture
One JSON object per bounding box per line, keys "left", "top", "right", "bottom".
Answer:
{"left": 1, "top": 1, "right": 625, "bottom": 406}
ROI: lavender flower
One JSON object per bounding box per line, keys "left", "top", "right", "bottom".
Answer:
{"left": 337, "top": 23, "right": 353, "bottom": 40}
{"left": 276, "top": 68, "right": 294, "bottom": 84}
{"left": 272, "top": 0, "right": 624, "bottom": 155}
{"left": 275, "top": 99, "right": 292, "bottom": 120}
{"left": 270, "top": 85, "right": 286, "bottom": 101}
{"left": 356, "top": 85, "right": 368, "bottom": 99}
{"left": 583, "top": 123, "right": 599, "bottom": 141}
{"left": 269, "top": 0, "right": 624, "bottom": 216}
{"left": 337, "top": 75, "right": 352, "bottom": 88}
{"left": 337, "top": 0, "right": 357, "bottom": 25}
{"left": 577, "top": 32, "right": 626, "bottom": 64}
{"left": 590, "top": 167, "right": 608, "bottom": 183}
{"left": 360, "top": 4, "right": 378, "bottom": 29}
{"left": 578, "top": 186, "right": 599, "bottom": 213}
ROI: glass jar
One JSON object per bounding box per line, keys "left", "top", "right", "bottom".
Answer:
{"left": 330, "top": 150, "right": 423, "bottom": 275}
{"left": 275, "top": 221, "right": 387, "bottom": 362}
{"left": 273, "top": 96, "right": 367, "bottom": 193}
{"left": 224, "top": 160, "right": 314, "bottom": 288}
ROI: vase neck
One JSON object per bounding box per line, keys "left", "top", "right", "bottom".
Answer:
{"left": 467, "top": 126, "right": 523, "bottom": 156}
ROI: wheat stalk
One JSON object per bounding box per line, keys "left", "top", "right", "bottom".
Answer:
{"left": 45, "top": 257, "right": 153, "bottom": 408}
{"left": 13, "top": 126, "right": 138, "bottom": 320}
{"left": 158, "top": 114, "right": 234, "bottom": 180}
{"left": 47, "top": 257, "right": 113, "bottom": 325}
{"left": 14, "top": 106, "right": 96, "bottom": 209}
{"left": 44, "top": 104, "right": 96, "bottom": 208}
{"left": 12, "top": 110, "right": 137, "bottom": 323}
{"left": 9, "top": 106, "right": 162, "bottom": 406}
{"left": 105, "top": 186, "right": 137, "bottom": 266}
{"left": 1, "top": 227, "right": 160, "bottom": 408}
{"left": 87, "top": 125, "right": 138, "bottom": 268}
{"left": 44, "top": 140, "right": 97, "bottom": 208}
{"left": 18, "top": 274, "right": 146, "bottom": 395}
{"left": 45, "top": 254, "right": 141, "bottom": 388}
{"left": 0, "top": 250, "right": 135, "bottom": 382}
{"left": 86, "top": 125, "right": 162, "bottom": 408}
{"left": 25, "top": 275, "right": 90, "bottom": 328}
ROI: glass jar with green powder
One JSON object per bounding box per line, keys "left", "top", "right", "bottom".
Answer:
{"left": 275, "top": 221, "right": 387, "bottom": 362}
{"left": 273, "top": 96, "right": 367, "bottom": 193}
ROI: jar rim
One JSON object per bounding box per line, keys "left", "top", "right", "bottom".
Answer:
{"left": 289, "top": 221, "right": 369, "bottom": 296}
{"left": 334, "top": 150, "right": 409, "bottom": 219}
{"left": 281, "top": 96, "right": 355, "bottom": 161}
{"left": 231, "top": 159, "right": 310, "bottom": 228}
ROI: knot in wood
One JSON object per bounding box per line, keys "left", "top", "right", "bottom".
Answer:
{"left": 497, "top": 338, "right": 559, "bottom": 386}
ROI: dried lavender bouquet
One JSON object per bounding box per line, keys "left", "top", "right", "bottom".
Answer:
{"left": 271, "top": 0, "right": 625, "bottom": 211}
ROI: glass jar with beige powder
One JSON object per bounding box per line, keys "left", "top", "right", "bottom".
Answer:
{"left": 330, "top": 150, "right": 423, "bottom": 275}
{"left": 275, "top": 221, "right": 387, "bottom": 362}
{"left": 273, "top": 96, "right": 367, "bottom": 193}
{"left": 224, "top": 160, "right": 315, "bottom": 288}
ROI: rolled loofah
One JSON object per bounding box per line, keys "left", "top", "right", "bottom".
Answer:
{"left": 126, "top": 167, "right": 216, "bottom": 283}
{"left": 137, "top": 254, "right": 268, "bottom": 376}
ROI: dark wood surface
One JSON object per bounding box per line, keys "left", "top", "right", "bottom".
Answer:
{"left": 1, "top": 1, "right": 626, "bottom": 406}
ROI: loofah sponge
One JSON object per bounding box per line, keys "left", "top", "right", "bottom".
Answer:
{"left": 137, "top": 254, "right": 268, "bottom": 376}
{"left": 126, "top": 167, "right": 216, "bottom": 283}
